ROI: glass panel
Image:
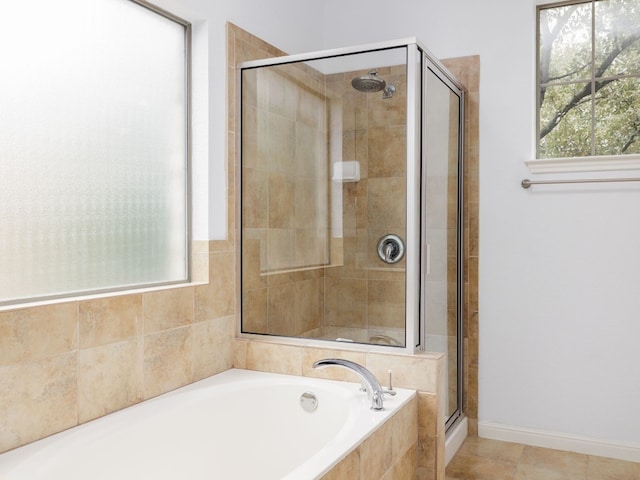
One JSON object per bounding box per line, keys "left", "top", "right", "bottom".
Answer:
{"left": 596, "top": 0, "right": 640, "bottom": 77}
{"left": 423, "top": 68, "right": 461, "bottom": 422}
{"left": 595, "top": 77, "right": 640, "bottom": 155}
{"left": 241, "top": 47, "right": 408, "bottom": 346}
{"left": 539, "top": 82, "right": 593, "bottom": 158}
{"left": 539, "top": 3, "right": 592, "bottom": 85}
{"left": 0, "top": 0, "right": 188, "bottom": 304}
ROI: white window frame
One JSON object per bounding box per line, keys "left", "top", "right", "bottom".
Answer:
{"left": 528, "top": 0, "right": 640, "bottom": 173}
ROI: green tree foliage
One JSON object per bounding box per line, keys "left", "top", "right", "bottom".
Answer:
{"left": 539, "top": 0, "right": 640, "bottom": 158}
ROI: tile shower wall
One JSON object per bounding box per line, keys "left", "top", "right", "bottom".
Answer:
{"left": 324, "top": 67, "right": 407, "bottom": 342}
{"left": 241, "top": 59, "right": 329, "bottom": 337}
{"left": 0, "top": 240, "right": 235, "bottom": 453}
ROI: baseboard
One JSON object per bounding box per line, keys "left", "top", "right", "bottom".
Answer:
{"left": 478, "top": 421, "right": 640, "bottom": 463}
{"left": 445, "top": 416, "right": 468, "bottom": 466}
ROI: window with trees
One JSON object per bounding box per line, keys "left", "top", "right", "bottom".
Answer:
{"left": 538, "top": 0, "right": 640, "bottom": 159}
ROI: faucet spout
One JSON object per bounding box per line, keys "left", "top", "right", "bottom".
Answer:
{"left": 312, "top": 358, "right": 385, "bottom": 410}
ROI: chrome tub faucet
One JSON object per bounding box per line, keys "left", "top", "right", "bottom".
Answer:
{"left": 312, "top": 358, "right": 386, "bottom": 410}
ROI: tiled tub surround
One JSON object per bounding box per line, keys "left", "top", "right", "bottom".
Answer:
{"left": 0, "top": 369, "right": 416, "bottom": 480}
{"left": 0, "top": 239, "right": 235, "bottom": 454}
{"left": 235, "top": 338, "right": 447, "bottom": 480}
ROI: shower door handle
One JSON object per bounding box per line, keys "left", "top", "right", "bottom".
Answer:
{"left": 425, "top": 242, "right": 430, "bottom": 275}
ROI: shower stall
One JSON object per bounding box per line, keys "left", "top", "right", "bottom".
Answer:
{"left": 238, "top": 38, "right": 465, "bottom": 429}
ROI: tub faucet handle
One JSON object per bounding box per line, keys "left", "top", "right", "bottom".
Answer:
{"left": 383, "top": 369, "right": 397, "bottom": 396}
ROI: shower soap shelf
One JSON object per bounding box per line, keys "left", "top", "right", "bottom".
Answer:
{"left": 332, "top": 161, "right": 361, "bottom": 182}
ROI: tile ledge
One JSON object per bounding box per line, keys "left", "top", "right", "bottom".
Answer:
{"left": 236, "top": 336, "right": 445, "bottom": 359}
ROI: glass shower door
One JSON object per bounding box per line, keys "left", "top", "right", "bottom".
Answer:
{"left": 240, "top": 46, "right": 411, "bottom": 348}
{"left": 422, "top": 62, "right": 464, "bottom": 428}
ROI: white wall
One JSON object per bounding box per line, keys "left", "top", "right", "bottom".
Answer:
{"left": 320, "top": 0, "right": 640, "bottom": 449}
{"left": 151, "top": 0, "right": 325, "bottom": 239}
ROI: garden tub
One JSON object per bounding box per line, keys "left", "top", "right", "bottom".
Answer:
{"left": 0, "top": 368, "right": 415, "bottom": 479}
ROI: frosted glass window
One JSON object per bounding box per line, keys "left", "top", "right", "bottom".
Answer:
{"left": 0, "top": 0, "right": 189, "bottom": 305}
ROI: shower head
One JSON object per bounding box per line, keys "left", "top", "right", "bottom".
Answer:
{"left": 351, "top": 70, "right": 387, "bottom": 93}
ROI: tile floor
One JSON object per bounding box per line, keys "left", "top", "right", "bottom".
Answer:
{"left": 445, "top": 436, "right": 640, "bottom": 480}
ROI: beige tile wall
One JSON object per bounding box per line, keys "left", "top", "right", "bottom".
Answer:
{"left": 321, "top": 395, "right": 418, "bottom": 480}
{"left": 239, "top": 37, "right": 330, "bottom": 338}
{"left": 0, "top": 239, "right": 235, "bottom": 453}
{"left": 324, "top": 67, "right": 407, "bottom": 339}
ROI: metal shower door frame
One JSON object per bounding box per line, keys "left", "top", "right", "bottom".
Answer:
{"left": 420, "top": 53, "right": 466, "bottom": 430}
{"left": 237, "top": 38, "right": 463, "bottom": 359}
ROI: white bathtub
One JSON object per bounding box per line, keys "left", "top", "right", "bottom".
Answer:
{"left": 0, "top": 369, "right": 415, "bottom": 480}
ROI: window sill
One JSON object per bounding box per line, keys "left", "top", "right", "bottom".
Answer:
{"left": 525, "top": 154, "right": 640, "bottom": 174}
{"left": 0, "top": 281, "right": 207, "bottom": 313}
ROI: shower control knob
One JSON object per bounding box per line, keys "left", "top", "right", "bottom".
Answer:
{"left": 377, "top": 234, "right": 405, "bottom": 264}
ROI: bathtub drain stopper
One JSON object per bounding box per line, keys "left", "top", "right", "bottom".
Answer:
{"left": 300, "top": 391, "right": 318, "bottom": 413}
